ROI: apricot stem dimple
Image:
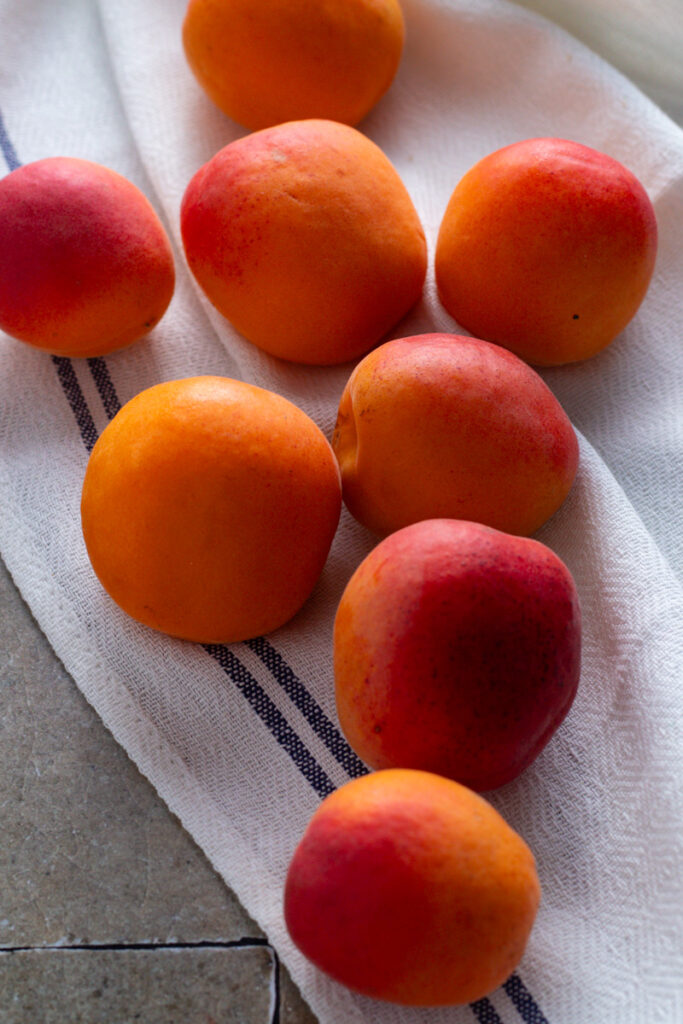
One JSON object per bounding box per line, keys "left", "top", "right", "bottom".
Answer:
{"left": 331, "top": 333, "right": 578, "bottom": 538}
{"left": 331, "top": 394, "right": 359, "bottom": 479}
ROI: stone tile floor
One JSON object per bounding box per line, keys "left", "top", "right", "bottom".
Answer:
{"left": 0, "top": 555, "right": 317, "bottom": 1023}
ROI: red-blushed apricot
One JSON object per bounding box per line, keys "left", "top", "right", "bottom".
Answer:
{"left": 334, "top": 519, "right": 581, "bottom": 791}
{"left": 182, "top": 0, "right": 405, "bottom": 131}
{"left": 284, "top": 768, "right": 541, "bottom": 1005}
{"left": 435, "top": 137, "right": 657, "bottom": 365}
{"left": 81, "top": 376, "right": 341, "bottom": 643}
{"left": 180, "top": 120, "right": 426, "bottom": 365}
{"left": 331, "top": 332, "right": 578, "bottom": 536}
{"left": 0, "top": 157, "right": 175, "bottom": 357}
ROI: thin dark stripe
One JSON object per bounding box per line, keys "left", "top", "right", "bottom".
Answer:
{"left": 2, "top": 937, "right": 273, "bottom": 954}
{"left": 245, "top": 636, "right": 368, "bottom": 778}
{"left": 504, "top": 974, "right": 550, "bottom": 1024}
{"left": 87, "top": 357, "right": 122, "bottom": 419}
{"left": 0, "top": 108, "right": 20, "bottom": 171}
{"left": 51, "top": 356, "right": 99, "bottom": 452}
{"left": 470, "top": 997, "right": 505, "bottom": 1024}
{"left": 205, "top": 644, "right": 336, "bottom": 799}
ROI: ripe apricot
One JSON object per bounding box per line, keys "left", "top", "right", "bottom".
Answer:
{"left": 284, "top": 769, "right": 541, "bottom": 1005}
{"left": 435, "top": 137, "right": 657, "bottom": 365}
{"left": 0, "top": 157, "right": 174, "bottom": 357}
{"left": 182, "top": 0, "right": 405, "bottom": 131}
{"left": 180, "top": 119, "right": 426, "bottom": 365}
{"left": 81, "top": 376, "right": 341, "bottom": 643}
{"left": 334, "top": 519, "right": 581, "bottom": 791}
{"left": 332, "top": 332, "right": 578, "bottom": 536}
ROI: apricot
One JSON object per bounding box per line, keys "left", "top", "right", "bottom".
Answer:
{"left": 435, "top": 137, "right": 657, "bottom": 365}
{"left": 334, "top": 519, "right": 581, "bottom": 791}
{"left": 182, "top": 0, "right": 405, "bottom": 131}
{"left": 0, "top": 157, "right": 175, "bottom": 357}
{"left": 331, "top": 332, "right": 578, "bottom": 536}
{"left": 284, "top": 768, "right": 540, "bottom": 1005}
{"left": 80, "top": 376, "right": 341, "bottom": 643}
{"left": 180, "top": 120, "right": 426, "bottom": 365}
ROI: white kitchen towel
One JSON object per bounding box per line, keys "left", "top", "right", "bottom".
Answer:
{"left": 0, "top": 1, "right": 682, "bottom": 1022}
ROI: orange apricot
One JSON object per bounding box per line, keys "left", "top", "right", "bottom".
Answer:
{"left": 284, "top": 769, "right": 541, "bottom": 1005}
{"left": 435, "top": 137, "right": 657, "bottom": 365}
{"left": 181, "top": 119, "right": 426, "bottom": 365}
{"left": 182, "top": 0, "right": 405, "bottom": 131}
{"left": 0, "top": 157, "right": 174, "bottom": 357}
{"left": 80, "top": 376, "right": 341, "bottom": 643}
{"left": 332, "top": 332, "right": 579, "bottom": 537}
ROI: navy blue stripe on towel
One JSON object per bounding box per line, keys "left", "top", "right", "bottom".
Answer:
{"left": 245, "top": 636, "right": 368, "bottom": 779}
{"left": 87, "top": 356, "right": 122, "bottom": 419}
{"left": 51, "top": 356, "right": 99, "bottom": 453}
{"left": 205, "top": 643, "right": 336, "bottom": 799}
{"left": 471, "top": 997, "right": 505, "bottom": 1024}
{"left": 1, "top": 108, "right": 550, "bottom": 1024}
{"left": 504, "top": 974, "right": 550, "bottom": 1024}
{"left": 0, "top": 108, "right": 20, "bottom": 171}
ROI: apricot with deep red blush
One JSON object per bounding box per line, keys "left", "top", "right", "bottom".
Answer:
{"left": 334, "top": 519, "right": 582, "bottom": 791}
{"left": 284, "top": 769, "right": 541, "bottom": 1005}
{"left": 0, "top": 157, "right": 175, "bottom": 357}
